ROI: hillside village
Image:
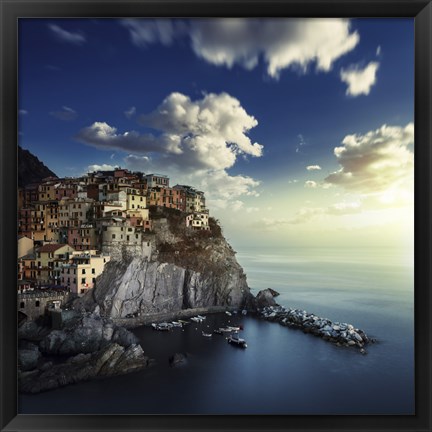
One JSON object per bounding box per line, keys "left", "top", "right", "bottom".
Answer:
{"left": 18, "top": 168, "right": 211, "bottom": 318}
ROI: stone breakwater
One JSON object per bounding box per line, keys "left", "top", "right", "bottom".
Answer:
{"left": 259, "top": 305, "right": 376, "bottom": 354}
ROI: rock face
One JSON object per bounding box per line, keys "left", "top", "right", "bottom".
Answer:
{"left": 80, "top": 213, "right": 254, "bottom": 320}
{"left": 18, "top": 310, "right": 152, "bottom": 393}
{"left": 19, "top": 343, "right": 151, "bottom": 394}
{"left": 254, "top": 288, "right": 279, "bottom": 308}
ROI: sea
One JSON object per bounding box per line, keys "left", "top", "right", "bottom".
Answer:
{"left": 19, "top": 247, "right": 414, "bottom": 415}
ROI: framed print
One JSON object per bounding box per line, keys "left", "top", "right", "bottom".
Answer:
{"left": 1, "top": 0, "right": 431, "bottom": 431}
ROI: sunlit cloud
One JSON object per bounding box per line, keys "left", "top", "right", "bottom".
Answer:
{"left": 325, "top": 123, "right": 414, "bottom": 202}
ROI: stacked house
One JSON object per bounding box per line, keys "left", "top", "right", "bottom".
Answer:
{"left": 18, "top": 168, "right": 210, "bottom": 295}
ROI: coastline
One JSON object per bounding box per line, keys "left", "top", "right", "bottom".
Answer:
{"left": 112, "top": 305, "right": 241, "bottom": 328}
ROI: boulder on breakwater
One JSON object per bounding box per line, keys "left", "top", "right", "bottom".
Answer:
{"left": 254, "top": 288, "right": 280, "bottom": 308}
{"left": 259, "top": 304, "right": 375, "bottom": 354}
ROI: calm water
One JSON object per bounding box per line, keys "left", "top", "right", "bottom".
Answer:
{"left": 19, "top": 247, "right": 414, "bottom": 414}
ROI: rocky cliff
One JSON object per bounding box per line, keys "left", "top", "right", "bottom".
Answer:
{"left": 78, "top": 209, "right": 254, "bottom": 322}
{"left": 18, "top": 309, "right": 152, "bottom": 393}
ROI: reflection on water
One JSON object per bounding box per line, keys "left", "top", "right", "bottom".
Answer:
{"left": 19, "top": 247, "right": 414, "bottom": 415}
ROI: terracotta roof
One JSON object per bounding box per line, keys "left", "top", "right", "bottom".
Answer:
{"left": 38, "top": 244, "right": 67, "bottom": 253}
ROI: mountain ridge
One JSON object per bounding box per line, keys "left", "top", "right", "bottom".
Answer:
{"left": 18, "top": 146, "right": 57, "bottom": 187}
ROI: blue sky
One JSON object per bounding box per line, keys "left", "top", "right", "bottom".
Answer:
{"left": 18, "top": 18, "right": 414, "bottom": 249}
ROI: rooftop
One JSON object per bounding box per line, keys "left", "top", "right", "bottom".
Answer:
{"left": 38, "top": 244, "right": 68, "bottom": 253}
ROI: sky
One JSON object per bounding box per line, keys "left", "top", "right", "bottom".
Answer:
{"left": 18, "top": 18, "right": 414, "bottom": 251}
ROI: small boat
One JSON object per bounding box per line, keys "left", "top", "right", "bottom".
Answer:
{"left": 151, "top": 323, "right": 157, "bottom": 329}
{"left": 219, "top": 327, "right": 233, "bottom": 333}
{"left": 202, "top": 332, "right": 212, "bottom": 337}
{"left": 171, "top": 321, "right": 182, "bottom": 327}
{"left": 227, "top": 333, "right": 247, "bottom": 348}
{"left": 213, "top": 329, "right": 223, "bottom": 335}
{"left": 242, "top": 310, "right": 247, "bottom": 316}
{"left": 226, "top": 326, "right": 241, "bottom": 332}
{"left": 225, "top": 311, "right": 232, "bottom": 316}
{"left": 196, "top": 315, "right": 206, "bottom": 320}
{"left": 155, "top": 322, "right": 172, "bottom": 331}
{"left": 190, "top": 316, "right": 203, "bottom": 323}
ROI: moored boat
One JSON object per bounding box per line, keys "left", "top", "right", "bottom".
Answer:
{"left": 227, "top": 333, "right": 247, "bottom": 348}
{"left": 155, "top": 322, "right": 172, "bottom": 331}
{"left": 171, "top": 321, "right": 182, "bottom": 327}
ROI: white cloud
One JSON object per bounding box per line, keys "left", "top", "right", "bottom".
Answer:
{"left": 77, "top": 92, "right": 263, "bottom": 173}
{"left": 306, "top": 165, "right": 321, "bottom": 171}
{"left": 196, "top": 170, "right": 260, "bottom": 200}
{"left": 191, "top": 19, "right": 359, "bottom": 78}
{"left": 340, "top": 61, "right": 379, "bottom": 96}
{"left": 124, "top": 106, "right": 136, "bottom": 119}
{"left": 325, "top": 123, "right": 414, "bottom": 196}
{"left": 305, "top": 180, "right": 318, "bottom": 188}
{"left": 87, "top": 164, "right": 118, "bottom": 172}
{"left": 122, "top": 18, "right": 359, "bottom": 79}
{"left": 50, "top": 106, "right": 78, "bottom": 121}
{"left": 48, "top": 24, "right": 86, "bottom": 45}
{"left": 210, "top": 199, "right": 244, "bottom": 212}
{"left": 77, "top": 92, "right": 263, "bottom": 216}
{"left": 120, "top": 19, "right": 182, "bottom": 47}
{"left": 19, "top": 109, "right": 28, "bottom": 115}
{"left": 76, "top": 122, "right": 166, "bottom": 154}
{"left": 376, "top": 45, "right": 381, "bottom": 56}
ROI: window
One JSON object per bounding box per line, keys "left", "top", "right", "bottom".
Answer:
{"left": 82, "top": 269, "right": 86, "bottom": 274}
{"left": 127, "top": 235, "right": 130, "bottom": 241}
{"left": 20, "top": 302, "right": 25, "bottom": 308}
{"left": 92, "top": 278, "right": 96, "bottom": 283}
{"left": 81, "top": 278, "right": 86, "bottom": 284}
{"left": 112, "top": 234, "right": 116, "bottom": 239}
{"left": 35, "top": 301, "right": 40, "bottom": 307}
{"left": 92, "top": 268, "right": 95, "bottom": 274}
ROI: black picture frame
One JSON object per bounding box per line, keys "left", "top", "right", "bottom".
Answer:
{"left": 1, "top": 1, "right": 431, "bottom": 431}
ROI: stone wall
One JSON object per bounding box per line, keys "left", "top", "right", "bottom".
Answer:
{"left": 18, "top": 290, "right": 71, "bottom": 321}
